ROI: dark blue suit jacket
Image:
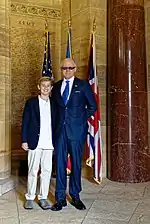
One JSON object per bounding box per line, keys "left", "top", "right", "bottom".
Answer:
{"left": 21, "top": 96, "right": 53, "bottom": 150}
{"left": 51, "top": 77, "right": 97, "bottom": 142}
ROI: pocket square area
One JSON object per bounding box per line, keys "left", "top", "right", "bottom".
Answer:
{"left": 75, "top": 90, "right": 81, "bottom": 93}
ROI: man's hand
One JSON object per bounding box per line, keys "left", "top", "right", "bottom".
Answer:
{"left": 22, "top": 142, "right": 29, "bottom": 151}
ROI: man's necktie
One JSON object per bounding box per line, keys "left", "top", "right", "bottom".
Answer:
{"left": 62, "top": 80, "right": 69, "bottom": 105}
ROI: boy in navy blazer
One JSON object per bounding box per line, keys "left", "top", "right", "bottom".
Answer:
{"left": 21, "top": 76, "right": 53, "bottom": 210}
{"left": 51, "top": 58, "right": 97, "bottom": 211}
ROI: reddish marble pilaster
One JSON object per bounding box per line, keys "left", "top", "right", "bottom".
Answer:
{"left": 107, "top": 0, "right": 150, "bottom": 182}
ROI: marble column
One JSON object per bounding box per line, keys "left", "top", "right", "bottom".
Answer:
{"left": 107, "top": 0, "right": 150, "bottom": 182}
{"left": 0, "top": 0, "right": 15, "bottom": 194}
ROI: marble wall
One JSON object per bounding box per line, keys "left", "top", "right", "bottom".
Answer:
{"left": 145, "top": 0, "right": 150, "bottom": 136}
{"left": 107, "top": 0, "right": 149, "bottom": 183}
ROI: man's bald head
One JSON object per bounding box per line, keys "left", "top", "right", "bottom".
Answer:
{"left": 60, "top": 58, "right": 77, "bottom": 68}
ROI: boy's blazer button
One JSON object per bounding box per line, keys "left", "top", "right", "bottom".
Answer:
{"left": 38, "top": 134, "right": 40, "bottom": 136}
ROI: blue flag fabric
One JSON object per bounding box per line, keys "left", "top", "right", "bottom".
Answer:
{"left": 66, "top": 27, "right": 72, "bottom": 58}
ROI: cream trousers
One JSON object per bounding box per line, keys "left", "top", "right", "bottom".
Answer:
{"left": 25, "top": 148, "right": 53, "bottom": 200}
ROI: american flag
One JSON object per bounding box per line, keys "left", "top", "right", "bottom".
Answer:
{"left": 42, "top": 29, "right": 53, "bottom": 79}
{"left": 86, "top": 31, "right": 102, "bottom": 184}
{"left": 37, "top": 28, "right": 53, "bottom": 177}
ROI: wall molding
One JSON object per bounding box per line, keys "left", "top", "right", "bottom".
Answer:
{"left": 11, "top": 3, "right": 61, "bottom": 19}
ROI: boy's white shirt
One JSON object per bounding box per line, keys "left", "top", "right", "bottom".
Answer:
{"left": 36, "top": 95, "right": 54, "bottom": 149}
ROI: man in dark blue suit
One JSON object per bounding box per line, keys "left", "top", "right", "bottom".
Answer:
{"left": 51, "top": 58, "right": 97, "bottom": 211}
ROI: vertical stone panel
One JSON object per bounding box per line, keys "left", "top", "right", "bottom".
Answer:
{"left": 0, "top": 0, "right": 11, "bottom": 180}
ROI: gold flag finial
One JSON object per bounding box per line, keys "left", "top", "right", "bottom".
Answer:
{"left": 93, "top": 18, "right": 96, "bottom": 32}
{"left": 68, "top": 19, "right": 71, "bottom": 28}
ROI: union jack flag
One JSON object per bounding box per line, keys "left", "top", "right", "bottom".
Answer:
{"left": 86, "top": 31, "right": 102, "bottom": 183}
{"left": 42, "top": 29, "right": 53, "bottom": 79}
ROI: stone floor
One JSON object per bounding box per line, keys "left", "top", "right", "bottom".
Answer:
{"left": 1, "top": 177, "right": 150, "bottom": 224}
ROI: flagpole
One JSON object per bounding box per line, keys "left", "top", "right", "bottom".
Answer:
{"left": 66, "top": 0, "right": 72, "bottom": 59}
{"left": 68, "top": 0, "right": 72, "bottom": 27}
{"left": 44, "top": 19, "right": 48, "bottom": 48}
{"left": 92, "top": 18, "right": 97, "bottom": 93}
{"left": 45, "top": 19, "right": 48, "bottom": 30}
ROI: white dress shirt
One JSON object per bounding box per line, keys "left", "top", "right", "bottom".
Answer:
{"left": 61, "top": 76, "right": 75, "bottom": 101}
{"left": 37, "top": 96, "right": 54, "bottom": 149}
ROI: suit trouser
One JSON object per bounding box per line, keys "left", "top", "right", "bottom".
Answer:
{"left": 25, "top": 148, "right": 53, "bottom": 200}
{"left": 55, "top": 128, "right": 84, "bottom": 201}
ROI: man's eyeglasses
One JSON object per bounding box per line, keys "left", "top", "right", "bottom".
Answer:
{"left": 61, "top": 67, "right": 75, "bottom": 70}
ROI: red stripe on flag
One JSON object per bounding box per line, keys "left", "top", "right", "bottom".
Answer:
{"left": 67, "top": 154, "right": 71, "bottom": 174}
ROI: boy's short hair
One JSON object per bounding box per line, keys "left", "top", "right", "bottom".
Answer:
{"left": 38, "top": 76, "right": 52, "bottom": 86}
